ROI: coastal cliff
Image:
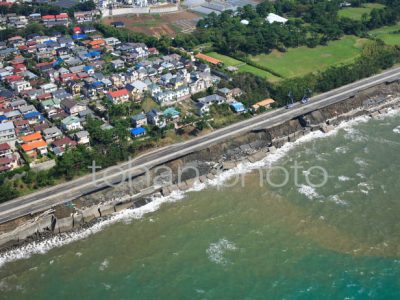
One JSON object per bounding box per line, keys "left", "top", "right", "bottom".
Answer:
{"left": 1, "top": 81, "right": 400, "bottom": 251}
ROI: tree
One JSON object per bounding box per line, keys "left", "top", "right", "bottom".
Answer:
{"left": 0, "top": 183, "right": 19, "bottom": 203}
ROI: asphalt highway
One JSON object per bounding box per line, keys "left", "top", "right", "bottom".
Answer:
{"left": 0, "top": 67, "right": 399, "bottom": 224}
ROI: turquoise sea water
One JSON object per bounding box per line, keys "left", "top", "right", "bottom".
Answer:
{"left": 1, "top": 112, "right": 400, "bottom": 299}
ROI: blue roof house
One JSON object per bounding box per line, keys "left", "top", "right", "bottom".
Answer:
{"left": 130, "top": 127, "right": 146, "bottom": 138}
{"left": 230, "top": 102, "right": 246, "bottom": 114}
{"left": 0, "top": 115, "right": 8, "bottom": 123}
{"left": 23, "top": 111, "right": 44, "bottom": 124}
{"left": 83, "top": 66, "right": 95, "bottom": 75}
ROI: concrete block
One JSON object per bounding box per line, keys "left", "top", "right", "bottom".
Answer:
{"left": 178, "top": 182, "right": 188, "bottom": 191}
{"left": 161, "top": 187, "right": 171, "bottom": 197}
{"left": 321, "top": 125, "right": 334, "bottom": 133}
{"left": 206, "top": 173, "right": 215, "bottom": 180}
{"left": 370, "top": 111, "right": 379, "bottom": 118}
{"left": 17, "top": 222, "right": 38, "bottom": 240}
{"left": 82, "top": 207, "right": 100, "bottom": 223}
{"left": 185, "top": 178, "right": 196, "bottom": 189}
{"left": 115, "top": 202, "right": 133, "bottom": 212}
{"left": 211, "top": 169, "right": 218, "bottom": 175}
{"left": 249, "top": 151, "right": 267, "bottom": 163}
{"left": 288, "top": 133, "right": 296, "bottom": 142}
{"left": 37, "top": 215, "right": 53, "bottom": 233}
{"left": 199, "top": 175, "right": 207, "bottom": 183}
{"left": 239, "top": 144, "right": 251, "bottom": 152}
{"left": 222, "top": 161, "right": 236, "bottom": 170}
{"left": 0, "top": 232, "right": 18, "bottom": 248}
{"left": 268, "top": 146, "right": 277, "bottom": 154}
{"left": 378, "top": 108, "right": 388, "bottom": 114}
{"left": 54, "top": 216, "right": 73, "bottom": 233}
{"left": 99, "top": 204, "right": 115, "bottom": 217}
{"left": 169, "top": 185, "right": 179, "bottom": 192}
{"left": 73, "top": 213, "right": 84, "bottom": 227}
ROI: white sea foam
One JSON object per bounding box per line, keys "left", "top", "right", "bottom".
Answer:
{"left": 358, "top": 182, "right": 373, "bottom": 195}
{"left": 354, "top": 157, "right": 368, "bottom": 168}
{"left": 0, "top": 107, "right": 399, "bottom": 268}
{"left": 344, "top": 127, "right": 368, "bottom": 142}
{"left": 99, "top": 259, "right": 109, "bottom": 271}
{"left": 335, "top": 146, "right": 349, "bottom": 154}
{"left": 102, "top": 283, "right": 111, "bottom": 290}
{"left": 206, "top": 238, "right": 237, "bottom": 265}
{"left": 338, "top": 176, "right": 351, "bottom": 182}
{"left": 298, "top": 184, "right": 320, "bottom": 200}
{"left": 393, "top": 126, "right": 400, "bottom": 134}
{"left": 328, "top": 195, "right": 348, "bottom": 205}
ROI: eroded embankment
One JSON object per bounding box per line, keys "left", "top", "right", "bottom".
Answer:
{"left": 1, "top": 81, "right": 400, "bottom": 251}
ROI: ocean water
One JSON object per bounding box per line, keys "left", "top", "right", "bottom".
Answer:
{"left": 1, "top": 111, "right": 400, "bottom": 299}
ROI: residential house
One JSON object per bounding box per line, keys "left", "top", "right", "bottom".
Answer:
{"left": 74, "top": 11, "right": 95, "bottom": 23}
{"left": 198, "top": 94, "right": 226, "bottom": 106}
{"left": 217, "top": 88, "right": 234, "bottom": 101}
{"left": 107, "top": 89, "right": 129, "bottom": 104}
{"left": 230, "top": 102, "right": 246, "bottom": 114}
{"left": 61, "top": 115, "right": 82, "bottom": 131}
{"left": 154, "top": 90, "right": 175, "bottom": 106}
{"left": 146, "top": 109, "right": 166, "bottom": 128}
{"left": 0, "top": 155, "right": 19, "bottom": 172}
{"left": 52, "top": 89, "right": 72, "bottom": 102}
{"left": 0, "top": 142, "right": 12, "bottom": 157}
{"left": 61, "top": 99, "right": 87, "bottom": 116}
{"left": 163, "top": 107, "right": 180, "bottom": 123}
{"left": 131, "top": 113, "right": 147, "bottom": 128}
{"left": 126, "top": 81, "right": 147, "bottom": 101}
{"left": 23, "top": 111, "right": 44, "bottom": 125}
{"left": 66, "top": 80, "right": 82, "bottom": 96}
{"left": 195, "top": 102, "right": 210, "bottom": 116}
{"left": 0, "top": 122, "right": 16, "bottom": 144}
{"left": 42, "top": 127, "right": 62, "bottom": 143}
{"left": 51, "top": 137, "right": 77, "bottom": 156}
{"left": 40, "top": 82, "right": 57, "bottom": 93}
{"left": 104, "top": 37, "right": 120, "bottom": 46}
{"left": 251, "top": 98, "right": 275, "bottom": 111}
{"left": 130, "top": 127, "right": 146, "bottom": 138}
{"left": 20, "top": 132, "right": 48, "bottom": 158}
{"left": 11, "top": 80, "right": 31, "bottom": 93}
{"left": 111, "top": 59, "right": 124, "bottom": 70}
{"left": 74, "top": 130, "right": 90, "bottom": 145}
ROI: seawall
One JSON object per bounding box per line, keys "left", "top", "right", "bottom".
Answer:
{"left": 1, "top": 81, "right": 400, "bottom": 251}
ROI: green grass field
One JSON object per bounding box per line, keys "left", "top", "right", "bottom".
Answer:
{"left": 369, "top": 24, "right": 400, "bottom": 45}
{"left": 249, "top": 36, "right": 369, "bottom": 78}
{"left": 206, "top": 52, "right": 280, "bottom": 82}
{"left": 338, "top": 3, "right": 385, "bottom": 20}
{"left": 206, "top": 52, "right": 243, "bottom": 66}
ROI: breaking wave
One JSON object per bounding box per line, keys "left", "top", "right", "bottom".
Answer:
{"left": 298, "top": 184, "right": 320, "bottom": 200}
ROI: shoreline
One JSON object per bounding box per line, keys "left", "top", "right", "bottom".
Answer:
{"left": 0, "top": 93, "right": 400, "bottom": 267}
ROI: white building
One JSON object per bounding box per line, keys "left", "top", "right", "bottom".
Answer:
{"left": 12, "top": 81, "right": 32, "bottom": 93}
{"left": 266, "top": 13, "right": 288, "bottom": 24}
{"left": 0, "top": 122, "right": 16, "bottom": 144}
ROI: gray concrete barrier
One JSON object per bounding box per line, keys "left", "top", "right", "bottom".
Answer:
{"left": 54, "top": 216, "right": 73, "bottom": 233}
{"left": 82, "top": 207, "right": 100, "bottom": 223}
{"left": 99, "top": 204, "right": 115, "bottom": 217}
